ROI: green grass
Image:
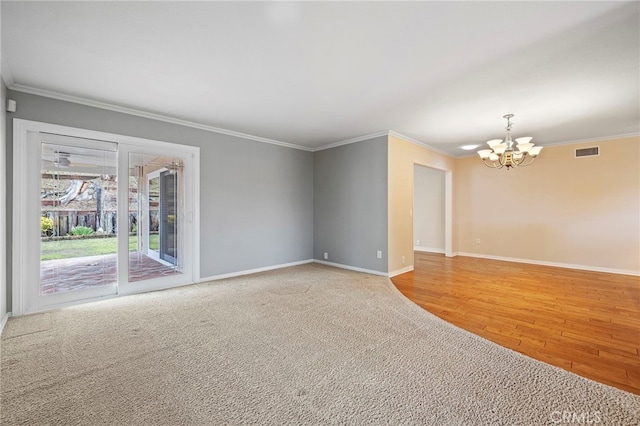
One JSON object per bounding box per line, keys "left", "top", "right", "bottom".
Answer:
{"left": 149, "top": 235, "right": 159, "bottom": 251}
{"left": 41, "top": 235, "right": 160, "bottom": 260}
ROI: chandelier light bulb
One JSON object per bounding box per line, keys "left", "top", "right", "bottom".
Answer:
{"left": 477, "top": 114, "right": 542, "bottom": 169}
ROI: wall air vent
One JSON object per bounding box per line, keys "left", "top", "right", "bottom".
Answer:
{"left": 575, "top": 147, "right": 599, "bottom": 158}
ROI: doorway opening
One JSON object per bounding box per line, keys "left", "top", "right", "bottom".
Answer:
{"left": 413, "top": 163, "right": 452, "bottom": 258}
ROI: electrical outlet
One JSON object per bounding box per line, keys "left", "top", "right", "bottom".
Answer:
{"left": 402, "top": 256, "right": 405, "bottom": 264}
{"left": 475, "top": 238, "right": 481, "bottom": 245}
{"left": 376, "top": 250, "right": 382, "bottom": 259}
{"left": 324, "top": 252, "right": 328, "bottom": 260}
{"left": 416, "top": 240, "right": 421, "bottom": 246}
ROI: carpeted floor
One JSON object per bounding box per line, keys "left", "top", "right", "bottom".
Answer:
{"left": 1, "top": 264, "right": 638, "bottom": 425}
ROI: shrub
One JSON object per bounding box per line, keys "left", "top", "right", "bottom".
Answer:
{"left": 41, "top": 216, "right": 54, "bottom": 236}
{"left": 70, "top": 226, "right": 94, "bottom": 236}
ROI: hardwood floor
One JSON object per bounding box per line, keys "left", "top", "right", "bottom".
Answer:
{"left": 391, "top": 252, "right": 640, "bottom": 395}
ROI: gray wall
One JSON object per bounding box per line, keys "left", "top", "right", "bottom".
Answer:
{"left": 313, "top": 137, "right": 388, "bottom": 273}
{"left": 5, "top": 91, "right": 314, "bottom": 310}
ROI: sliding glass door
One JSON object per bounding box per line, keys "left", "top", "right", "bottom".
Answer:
{"left": 14, "top": 119, "right": 199, "bottom": 315}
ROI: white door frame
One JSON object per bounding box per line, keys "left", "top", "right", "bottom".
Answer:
{"left": 413, "top": 161, "right": 453, "bottom": 257}
{"left": 145, "top": 168, "right": 172, "bottom": 266}
{"left": 117, "top": 144, "right": 195, "bottom": 296}
{"left": 12, "top": 119, "right": 200, "bottom": 316}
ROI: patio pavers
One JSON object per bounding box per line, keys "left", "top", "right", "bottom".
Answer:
{"left": 40, "top": 253, "right": 180, "bottom": 295}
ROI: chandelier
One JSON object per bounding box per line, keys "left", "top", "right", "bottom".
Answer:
{"left": 477, "top": 114, "right": 543, "bottom": 169}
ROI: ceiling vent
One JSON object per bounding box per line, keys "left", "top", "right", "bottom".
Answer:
{"left": 575, "top": 146, "right": 599, "bottom": 158}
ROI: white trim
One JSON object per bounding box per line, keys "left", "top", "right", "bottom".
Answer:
{"left": 457, "top": 133, "right": 640, "bottom": 159}
{"left": 312, "top": 130, "right": 389, "bottom": 152}
{"left": 443, "top": 171, "right": 453, "bottom": 257}
{"left": 9, "top": 84, "right": 313, "bottom": 152}
{"left": 455, "top": 252, "right": 640, "bottom": 277}
{"left": 389, "top": 265, "right": 414, "bottom": 278}
{"left": 1, "top": 57, "right": 15, "bottom": 88}
{"left": 8, "top": 85, "right": 638, "bottom": 159}
{"left": 1, "top": 77, "right": 6, "bottom": 323}
{"left": 11, "top": 295, "right": 121, "bottom": 316}
{"left": 545, "top": 133, "right": 639, "bottom": 149}
{"left": 313, "top": 260, "right": 388, "bottom": 277}
{"left": 117, "top": 276, "right": 199, "bottom": 297}
{"left": 0, "top": 312, "right": 11, "bottom": 335}
{"left": 388, "top": 130, "right": 455, "bottom": 158}
{"left": 313, "top": 130, "right": 458, "bottom": 158}
{"left": 14, "top": 118, "right": 200, "bottom": 151}
{"left": 414, "top": 246, "right": 445, "bottom": 254}
{"left": 199, "top": 259, "right": 315, "bottom": 282}
{"left": 144, "top": 168, "right": 168, "bottom": 264}
{"left": 12, "top": 120, "right": 29, "bottom": 316}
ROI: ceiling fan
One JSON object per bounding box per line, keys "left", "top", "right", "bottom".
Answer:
{"left": 42, "top": 151, "right": 98, "bottom": 169}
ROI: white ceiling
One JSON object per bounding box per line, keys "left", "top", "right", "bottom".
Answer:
{"left": 2, "top": 1, "right": 639, "bottom": 156}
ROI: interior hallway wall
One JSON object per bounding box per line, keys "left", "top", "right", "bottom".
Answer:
{"left": 414, "top": 165, "right": 445, "bottom": 253}
{"left": 388, "top": 135, "right": 456, "bottom": 276}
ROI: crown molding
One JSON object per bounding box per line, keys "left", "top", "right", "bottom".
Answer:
{"left": 456, "top": 132, "right": 640, "bottom": 159}
{"left": 313, "top": 130, "right": 457, "bottom": 158}
{"left": 12, "top": 83, "right": 634, "bottom": 158}
{"left": 1, "top": 57, "right": 16, "bottom": 87}
{"left": 541, "top": 132, "right": 640, "bottom": 148}
{"left": 387, "top": 130, "right": 455, "bottom": 158}
{"left": 8, "top": 84, "right": 314, "bottom": 152}
{"left": 312, "top": 130, "right": 389, "bottom": 152}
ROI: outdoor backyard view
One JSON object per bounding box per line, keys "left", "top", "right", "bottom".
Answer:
{"left": 40, "top": 144, "right": 182, "bottom": 295}
{"left": 40, "top": 234, "right": 159, "bottom": 261}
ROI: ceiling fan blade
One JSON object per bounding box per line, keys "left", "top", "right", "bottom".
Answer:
{"left": 71, "top": 162, "right": 99, "bottom": 168}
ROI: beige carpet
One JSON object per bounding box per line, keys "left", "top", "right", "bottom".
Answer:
{"left": 1, "top": 264, "right": 638, "bottom": 425}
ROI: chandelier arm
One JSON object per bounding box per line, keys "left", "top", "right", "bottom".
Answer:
{"left": 477, "top": 114, "right": 541, "bottom": 170}
{"left": 517, "top": 155, "right": 537, "bottom": 167}
{"left": 483, "top": 159, "right": 503, "bottom": 169}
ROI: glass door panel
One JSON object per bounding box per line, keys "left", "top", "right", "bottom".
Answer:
{"left": 38, "top": 138, "right": 118, "bottom": 307}
{"left": 127, "top": 153, "right": 185, "bottom": 283}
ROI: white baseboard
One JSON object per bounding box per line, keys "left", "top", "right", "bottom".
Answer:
{"left": 455, "top": 252, "right": 640, "bottom": 277}
{"left": 313, "top": 260, "right": 388, "bottom": 277}
{"left": 414, "top": 246, "right": 445, "bottom": 254}
{"left": 199, "top": 259, "right": 315, "bottom": 283}
{"left": 389, "top": 265, "right": 414, "bottom": 277}
{"left": 0, "top": 312, "right": 11, "bottom": 335}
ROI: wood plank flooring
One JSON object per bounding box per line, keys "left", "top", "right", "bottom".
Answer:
{"left": 390, "top": 252, "right": 640, "bottom": 395}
